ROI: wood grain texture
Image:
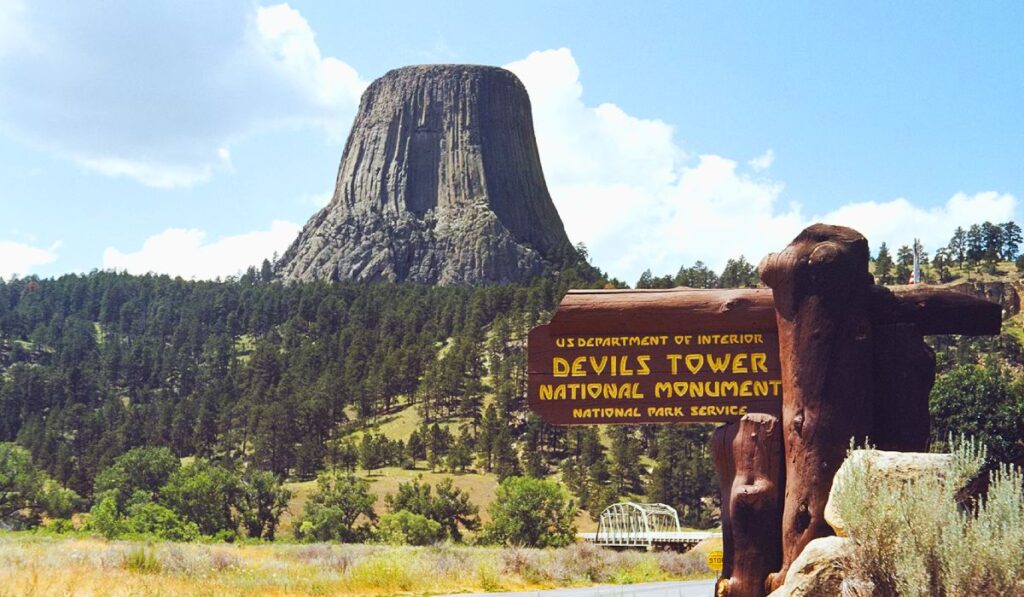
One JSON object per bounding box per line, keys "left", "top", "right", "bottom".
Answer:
{"left": 759, "top": 224, "right": 876, "bottom": 591}
{"left": 712, "top": 414, "right": 783, "bottom": 597}
{"left": 546, "top": 286, "right": 1000, "bottom": 337}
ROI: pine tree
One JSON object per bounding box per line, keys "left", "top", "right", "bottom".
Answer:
{"left": 1001, "top": 221, "right": 1022, "bottom": 261}
{"left": 874, "top": 242, "right": 894, "bottom": 285}
{"left": 896, "top": 245, "right": 914, "bottom": 283}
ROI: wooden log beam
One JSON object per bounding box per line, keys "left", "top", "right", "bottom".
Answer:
{"left": 549, "top": 288, "right": 777, "bottom": 334}
{"left": 870, "top": 284, "right": 1001, "bottom": 335}
{"left": 548, "top": 285, "right": 1000, "bottom": 336}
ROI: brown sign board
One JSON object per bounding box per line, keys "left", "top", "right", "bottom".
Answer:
{"left": 528, "top": 289, "right": 784, "bottom": 425}
{"left": 526, "top": 285, "right": 1001, "bottom": 426}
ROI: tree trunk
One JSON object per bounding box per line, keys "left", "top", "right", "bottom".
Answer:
{"left": 712, "top": 413, "right": 784, "bottom": 597}
{"left": 758, "top": 224, "right": 876, "bottom": 590}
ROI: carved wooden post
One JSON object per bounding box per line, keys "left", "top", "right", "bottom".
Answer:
{"left": 759, "top": 224, "right": 876, "bottom": 590}
{"left": 712, "top": 413, "right": 783, "bottom": 597}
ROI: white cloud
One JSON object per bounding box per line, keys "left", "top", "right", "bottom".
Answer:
{"left": 749, "top": 149, "right": 774, "bottom": 172}
{"left": 0, "top": 239, "right": 59, "bottom": 278}
{"left": 0, "top": 2, "right": 366, "bottom": 188}
{"left": 505, "top": 49, "right": 1018, "bottom": 283}
{"left": 103, "top": 221, "right": 300, "bottom": 279}
{"left": 818, "top": 191, "right": 1017, "bottom": 254}
{"left": 505, "top": 49, "right": 801, "bottom": 281}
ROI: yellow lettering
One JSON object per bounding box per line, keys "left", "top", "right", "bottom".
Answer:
{"left": 685, "top": 354, "right": 704, "bottom": 374}
{"left": 707, "top": 353, "right": 731, "bottom": 373}
{"left": 751, "top": 352, "right": 768, "bottom": 373}
{"left": 553, "top": 357, "right": 569, "bottom": 377}
{"left": 732, "top": 353, "right": 749, "bottom": 373}
{"left": 571, "top": 357, "right": 586, "bottom": 377}
{"left": 588, "top": 356, "right": 608, "bottom": 375}
{"left": 636, "top": 354, "right": 651, "bottom": 375}
{"left": 540, "top": 384, "right": 553, "bottom": 400}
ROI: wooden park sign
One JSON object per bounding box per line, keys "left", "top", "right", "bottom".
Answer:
{"left": 528, "top": 289, "right": 783, "bottom": 424}
{"left": 527, "top": 224, "right": 1001, "bottom": 597}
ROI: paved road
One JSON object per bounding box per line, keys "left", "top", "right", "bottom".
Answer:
{"left": 440, "top": 579, "right": 716, "bottom": 597}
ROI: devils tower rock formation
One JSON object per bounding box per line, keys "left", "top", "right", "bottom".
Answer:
{"left": 277, "top": 64, "right": 575, "bottom": 285}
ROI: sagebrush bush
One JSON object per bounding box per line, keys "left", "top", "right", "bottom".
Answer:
{"left": 833, "top": 438, "right": 1024, "bottom": 596}
{"left": 122, "top": 546, "right": 161, "bottom": 574}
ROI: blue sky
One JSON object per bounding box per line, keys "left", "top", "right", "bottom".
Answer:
{"left": 1, "top": 1, "right": 1021, "bottom": 283}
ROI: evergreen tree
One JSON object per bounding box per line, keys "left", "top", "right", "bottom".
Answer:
{"left": 674, "top": 261, "right": 718, "bottom": 288}
{"left": 647, "top": 425, "right": 717, "bottom": 528}
{"left": 947, "top": 226, "right": 967, "bottom": 264}
{"left": 718, "top": 256, "right": 759, "bottom": 288}
{"left": 608, "top": 426, "right": 643, "bottom": 495}
{"left": 896, "top": 245, "right": 914, "bottom": 283}
{"left": 966, "top": 224, "right": 985, "bottom": 263}
{"left": 1001, "top": 221, "right": 1022, "bottom": 261}
{"left": 874, "top": 242, "right": 894, "bottom": 284}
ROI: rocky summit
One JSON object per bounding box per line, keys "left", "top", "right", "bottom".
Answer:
{"left": 276, "top": 64, "right": 575, "bottom": 285}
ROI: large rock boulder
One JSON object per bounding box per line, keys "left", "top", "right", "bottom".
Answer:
{"left": 277, "top": 64, "right": 576, "bottom": 285}
{"left": 824, "top": 449, "right": 953, "bottom": 537}
{"left": 767, "top": 536, "right": 868, "bottom": 597}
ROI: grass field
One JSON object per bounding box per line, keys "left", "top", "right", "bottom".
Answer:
{"left": 0, "top": 533, "right": 716, "bottom": 596}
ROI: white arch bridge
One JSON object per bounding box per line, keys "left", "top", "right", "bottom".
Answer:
{"left": 578, "top": 502, "right": 719, "bottom": 551}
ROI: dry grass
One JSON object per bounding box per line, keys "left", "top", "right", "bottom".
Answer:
{"left": 0, "top": 533, "right": 713, "bottom": 596}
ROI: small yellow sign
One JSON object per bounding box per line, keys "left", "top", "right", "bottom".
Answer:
{"left": 706, "top": 550, "right": 724, "bottom": 572}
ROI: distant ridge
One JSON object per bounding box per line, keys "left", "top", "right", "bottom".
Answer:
{"left": 277, "top": 64, "right": 575, "bottom": 285}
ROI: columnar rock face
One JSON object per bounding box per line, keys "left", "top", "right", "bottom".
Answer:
{"left": 277, "top": 64, "right": 574, "bottom": 285}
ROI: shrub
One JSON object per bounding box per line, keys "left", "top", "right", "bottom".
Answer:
{"left": 124, "top": 501, "right": 200, "bottom": 542}
{"left": 122, "top": 547, "right": 162, "bottom": 574}
{"left": 384, "top": 476, "right": 480, "bottom": 541}
{"left": 833, "top": 438, "right": 1024, "bottom": 595}
{"left": 0, "top": 442, "right": 73, "bottom": 528}
{"left": 93, "top": 447, "right": 180, "bottom": 512}
{"left": 294, "top": 472, "right": 376, "bottom": 542}
{"left": 375, "top": 510, "right": 443, "bottom": 546}
{"left": 237, "top": 469, "right": 291, "bottom": 540}
{"left": 39, "top": 481, "right": 81, "bottom": 520}
{"left": 87, "top": 492, "right": 125, "bottom": 539}
{"left": 481, "top": 476, "right": 577, "bottom": 548}
{"left": 160, "top": 459, "right": 240, "bottom": 536}
{"left": 41, "top": 517, "right": 76, "bottom": 534}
